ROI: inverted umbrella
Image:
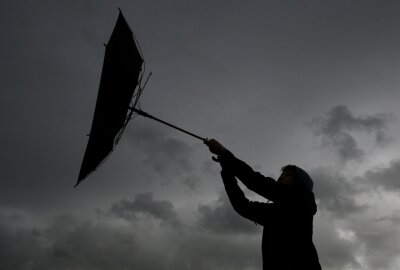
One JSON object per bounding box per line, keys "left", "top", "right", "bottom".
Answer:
{"left": 76, "top": 10, "right": 206, "bottom": 187}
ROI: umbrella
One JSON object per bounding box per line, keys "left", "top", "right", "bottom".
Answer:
{"left": 76, "top": 10, "right": 205, "bottom": 187}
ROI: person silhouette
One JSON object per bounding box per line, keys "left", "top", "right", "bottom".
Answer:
{"left": 205, "top": 139, "right": 322, "bottom": 270}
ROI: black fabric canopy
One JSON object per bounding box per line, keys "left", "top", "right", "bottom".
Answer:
{"left": 76, "top": 11, "right": 143, "bottom": 186}
{"left": 76, "top": 10, "right": 206, "bottom": 187}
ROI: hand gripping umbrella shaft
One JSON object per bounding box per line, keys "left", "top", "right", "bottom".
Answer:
{"left": 130, "top": 107, "right": 207, "bottom": 142}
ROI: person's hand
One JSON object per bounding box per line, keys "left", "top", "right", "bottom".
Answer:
{"left": 204, "top": 139, "right": 227, "bottom": 155}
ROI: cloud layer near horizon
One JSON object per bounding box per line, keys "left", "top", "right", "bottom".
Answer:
{"left": 2, "top": 153, "right": 400, "bottom": 270}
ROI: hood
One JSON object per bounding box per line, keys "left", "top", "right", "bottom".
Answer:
{"left": 309, "top": 192, "right": 318, "bottom": 215}
{"left": 293, "top": 166, "right": 317, "bottom": 215}
{"left": 293, "top": 166, "right": 314, "bottom": 192}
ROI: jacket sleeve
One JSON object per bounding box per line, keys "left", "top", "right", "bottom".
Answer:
{"left": 218, "top": 151, "right": 289, "bottom": 203}
{"left": 221, "top": 169, "right": 275, "bottom": 226}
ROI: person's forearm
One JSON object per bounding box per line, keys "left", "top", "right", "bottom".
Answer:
{"left": 221, "top": 170, "right": 271, "bottom": 225}
{"left": 218, "top": 151, "right": 280, "bottom": 201}
{"left": 205, "top": 139, "right": 281, "bottom": 201}
{"left": 219, "top": 151, "right": 254, "bottom": 177}
{"left": 221, "top": 170, "right": 254, "bottom": 218}
{"left": 219, "top": 151, "right": 265, "bottom": 188}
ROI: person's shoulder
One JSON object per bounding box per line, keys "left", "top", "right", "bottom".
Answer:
{"left": 293, "top": 190, "right": 317, "bottom": 214}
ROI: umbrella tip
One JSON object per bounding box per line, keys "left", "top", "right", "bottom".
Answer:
{"left": 74, "top": 176, "right": 83, "bottom": 188}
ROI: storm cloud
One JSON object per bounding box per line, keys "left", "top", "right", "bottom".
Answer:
{"left": 308, "top": 105, "right": 392, "bottom": 164}
{"left": 0, "top": 203, "right": 262, "bottom": 270}
{"left": 125, "top": 122, "right": 203, "bottom": 191}
{"left": 311, "top": 167, "right": 367, "bottom": 218}
{"left": 360, "top": 159, "right": 400, "bottom": 192}
{"left": 311, "top": 161, "right": 400, "bottom": 269}
{"left": 109, "top": 192, "right": 182, "bottom": 227}
{"left": 196, "top": 191, "right": 261, "bottom": 235}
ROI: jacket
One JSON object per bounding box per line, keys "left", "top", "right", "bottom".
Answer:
{"left": 218, "top": 151, "right": 322, "bottom": 270}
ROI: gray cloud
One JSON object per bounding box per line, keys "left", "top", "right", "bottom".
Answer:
{"left": 355, "top": 223, "right": 400, "bottom": 270}
{"left": 45, "top": 213, "right": 81, "bottom": 240}
{"left": 311, "top": 167, "right": 366, "bottom": 217}
{"left": 126, "top": 124, "right": 193, "bottom": 172}
{"left": 0, "top": 209, "right": 170, "bottom": 270}
{"left": 0, "top": 208, "right": 25, "bottom": 224}
{"left": 314, "top": 216, "right": 361, "bottom": 270}
{"left": 359, "top": 159, "right": 400, "bottom": 192}
{"left": 125, "top": 123, "right": 202, "bottom": 190}
{"left": 43, "top": 221, "right": 170, "bottom": 270}
{"left": 196, "top": 191, "right": 261, "bottom": 235}
{"left": 0, "top": 205, "right": 261, "bottom": 270}
{"left": 311, "top": 160, "right": 400, "bottom": 270}
{"left": 308, "top": 105, "right": 392, "bottom": 164}
{"left": 109, "top": 192, "right": 182, "bottom": 227}
{"left": 376, "top": 210, "right": 400, "bottom": 225}
{"left": 0, "top": 223, "right": 43, "bottom": 270}
{"left": 2, "top": 181, "right": 400, "bottom": 270}
{"left": 166, "top": 232, "right": 261, "bottom": 270}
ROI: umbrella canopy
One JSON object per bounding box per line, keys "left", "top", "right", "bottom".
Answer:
{"left": 76, "top": 10, "right": 143, "bottom": 186}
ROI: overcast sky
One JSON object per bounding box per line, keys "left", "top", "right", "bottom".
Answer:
{"left": 1, "top": 1, "right": 400, "bottom": 269}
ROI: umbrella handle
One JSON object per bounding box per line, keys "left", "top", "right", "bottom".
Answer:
{"left": 130, "top": 107, "right": 207, "bottom": 142}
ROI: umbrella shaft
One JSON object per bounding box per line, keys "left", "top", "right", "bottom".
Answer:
{"left": 130, "top": 108, "right": 206, "bottom": 141}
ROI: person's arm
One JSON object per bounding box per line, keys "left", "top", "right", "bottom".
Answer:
{"left": 221, "top": 170, "right": 275, "bottom": 226}
{"left": 219, "top": 151, "right": 285, "bottom": 202}
{"left": 205, "top": 139, "right": 289, "bottom": 202}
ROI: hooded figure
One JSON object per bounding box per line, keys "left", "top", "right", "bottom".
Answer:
{"left": 205, "top": 139, "right": 322, "bottom": 270}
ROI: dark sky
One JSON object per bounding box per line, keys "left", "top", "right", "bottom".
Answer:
{"left": 1, "top": 1, "right": 400, "bottom": 269}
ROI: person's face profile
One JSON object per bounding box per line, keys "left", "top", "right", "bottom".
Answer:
{"left": 277, "top": 170, "right": 294, "bottom": 185}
